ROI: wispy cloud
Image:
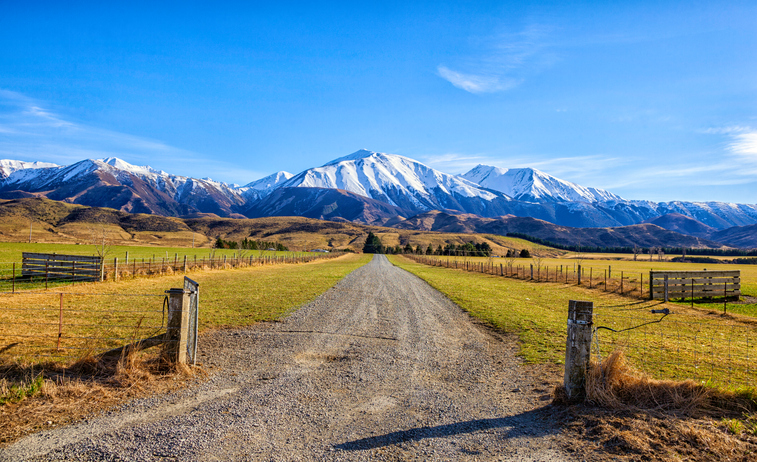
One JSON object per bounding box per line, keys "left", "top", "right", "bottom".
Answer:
{"left": 0, "top": 89, "right": 265, "bottom": 184}
{"left": 437, "top": 25, "right": 554, "bottom": 94}
{"left": 702, "top": 125, "right": 757, "bottom": 176}
{"left": 436, "top": 66, "right": 520, "bottom": 94}
{"left": 729, "top": 131, "right": 757, "bottom": 162}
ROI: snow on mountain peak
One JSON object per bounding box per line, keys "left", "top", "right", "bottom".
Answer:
{"left": 0, "top": 159, "right": 59, "bottom": 179}
{"left": 244, "top": 171, "right": 294, "bottom": 193}
{"left": 97, "top": 157, "right": 162, "bottom": 176}
{"left": 323, "top": 149, "right": 382, "bottom": 166}
{"left": 461, "top": 164, "right": 623, "bottom": 203}
{"left": 280, "top": 149, "right": 505, "bottom": 210}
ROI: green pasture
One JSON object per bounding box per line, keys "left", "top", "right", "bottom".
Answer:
{"left": 0, "top": 242, "right": 307, "bottom": 264}
{"left": 0, "top": 253, "right": 371, "bottom": 364}
{"left": 390, "top": 254, "right": 757, "bottom": 390}
{"left": 427, "top": 253, "right": 757, "bottom": 316}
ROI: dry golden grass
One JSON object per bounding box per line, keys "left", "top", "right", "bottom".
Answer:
{"left": 0, "top": 348, "right": 199, "bottom": 446}
{"left": 555, "top": 350, "right": 757, "bottom": 461}
{"left": 0, "top": 253, "right": 370, "bottom": 446}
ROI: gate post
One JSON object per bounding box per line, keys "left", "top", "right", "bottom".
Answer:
{"left": 164, "top": 288, "right": 190, "bottom": 364}
{"left": 564, "top": 300, "right": 593, "bottom": 401}
{"left": 664, "top": 275, "right": 669, "bottom": 302}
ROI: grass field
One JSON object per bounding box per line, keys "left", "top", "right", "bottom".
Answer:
{"left": 0, "top": 242, "right": 300, "bottom": 264}
{"left": 416, "top": 253, "right": 757, "bottom": 317}
{"left": 0, "top": 253, "right": 371, "bottom": 364}
{"left": 389, "top": 254, "right": 757, "bottom": 390}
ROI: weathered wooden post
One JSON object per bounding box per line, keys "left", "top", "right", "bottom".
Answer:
{"left": 114, "top": 257, "right": 119, "bottom": 282}
{"left": 640, "top": 273, "right": 643, "bottom": 297}
{"left": 577, "top": 265, "right": 582, "bottom": 285}
{"left": 57, "top": 293, "right": 63, "bottom": 351}
{"left": 530, "top": 264, "right": 533, "bottom": 280}
{"left": 164, "top": 288, "right": 190, "bottom": 364}
{"left": 564, "top": 300, "right": 593, "bottom": 401}
{"left": 620, "top": 271, "right": 624, "bottom": 294}
{"left": 664, "top": 275, "right": 669, "bottom": 302}
{"left": 183, "top": 255, "right": 187, "bottom": 273}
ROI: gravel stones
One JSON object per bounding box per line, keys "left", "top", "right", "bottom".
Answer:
{"left": 2, "top": 255, "right": 573, "bottom": 461}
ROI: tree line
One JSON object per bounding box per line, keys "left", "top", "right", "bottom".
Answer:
{"left": 363, "top": 232, "right": 495, "bottom": 256}
{"left": 214, "top": 237, "right": 288, "bottom": 251}
{"left": 507, "top": 232, "right": 757, "bottom": 257}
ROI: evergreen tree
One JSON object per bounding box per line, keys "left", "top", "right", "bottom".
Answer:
{"left": 519, "top": 249, "right": 531, "bottom": 258}
{"left": 404, "top": 243, "right": 413, "bottom": 254}
{"left": 426, "top": 244, "right": 433, "bottom": 255}
{"left": 363, "top": 232, "right": 384, "bottom": 254}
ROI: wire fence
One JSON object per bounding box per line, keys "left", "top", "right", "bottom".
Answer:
{"left": 0, "top": 251, "right": 341, "bottom": 293}
{"left": 408, "top": 255, "right": 735, "bottom": 302}
{"left": 592, "top": 307, "right": 756, "bottom": 389}
{"left": 0, "top": 291, "right": 169, "bottom": 364}
{"left": 407, "top": 254, "right": 757, "bottom": 390}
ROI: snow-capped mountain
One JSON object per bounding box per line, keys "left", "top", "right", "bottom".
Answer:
{"left": 276, "top": 149, "right": 510, "bottom": 214}
{"left": 0, "top": 160, "right": 58, "bottom": 179}
{"left": 1, "top": 151, "right": 757, "bottom": 234}
{"left": 461, "top": 164, "right": 623, "bottom": 203}
{"left": 244, "top": 171, "right": 293, "bottom": 195}
{"left": 0, "top": 158, "right": 246, "bottom": 216}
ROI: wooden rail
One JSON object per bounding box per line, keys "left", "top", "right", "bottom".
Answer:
{"left": 22, "top": 252, "right": 102, "bottom": 282}
{"left": 649, "top": 270, "right": 740, "bottom": 301}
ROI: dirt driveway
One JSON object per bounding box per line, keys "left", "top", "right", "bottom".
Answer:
{"left": 1, "top": 255, "right": 575, "bottom": 461}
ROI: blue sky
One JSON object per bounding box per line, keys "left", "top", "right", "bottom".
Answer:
{"left": 1, "top": 1, "right": 755, "bottom": 203}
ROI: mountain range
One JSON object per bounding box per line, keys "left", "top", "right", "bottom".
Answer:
{"left": 1, "top": 149, "right": 756, "bottom": 248}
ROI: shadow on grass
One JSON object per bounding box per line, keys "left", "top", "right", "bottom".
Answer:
{"left": 334, "top": 407, "right": 556, "bottom": 451}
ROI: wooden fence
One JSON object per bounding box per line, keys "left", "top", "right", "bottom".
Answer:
{"left": 649, "top": 270, "right": 740, "bottom": 301}
{"left": 22, "top": 252, "right": 102, "bottom": 282}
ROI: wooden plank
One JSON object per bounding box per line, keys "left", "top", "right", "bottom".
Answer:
{"left": 22, "top": 252, "right": 102, "bottom": 262}
{"left": 23, "top": 266, "right": 99, "bottom": 272}
{"left": 22, "top": 261, "right": 96, "bottom": 267}
{"left": 652, "top": 277, "right": 740, "bottom": 285}
{"left": 653, "top": 289, "right": 741, "bottom": 296}
{"left": 652, "top": 284, "right": 740, "bottom": 293}
{"left": 650, "top": 270, "right": 739, "bottom": 279}
{"left": 652, "top": 289, "right": 741, "bottom": 298}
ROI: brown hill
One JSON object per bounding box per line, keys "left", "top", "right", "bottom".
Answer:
{"left": 0, "top": 197, "right": 536, "bottom": 254}
{"left": 709, "top": 224, "right": 757, "bottom": 249}
{"left": 395, "top": 210, "right": 724, "bottom": 249}
{"left": 644, "top": 213, "right": 716, "bottom": 238}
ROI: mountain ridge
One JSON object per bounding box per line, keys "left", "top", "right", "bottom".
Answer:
{"left": 0, "top": 151, "right": 756, "bottom": 242}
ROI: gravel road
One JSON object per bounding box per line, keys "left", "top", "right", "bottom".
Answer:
{"left": 2, "top": 255, "right": 575, "bottom": 461}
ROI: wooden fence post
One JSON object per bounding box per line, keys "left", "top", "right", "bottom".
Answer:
{"left": 164, "top": 288, "right": 190, "bottom": 364}
{"left": 577, "top": 265, "right": 582, "bottom": 285}
{"left": 564, "top": 300, "right": 593, "bottom": 401}
{"left": 664, "top": 275, "right": 669, "bottom": 302}
{"left": 114, "top": 257, "right": 119, "bottom": 282}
